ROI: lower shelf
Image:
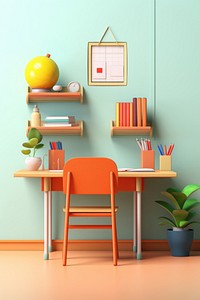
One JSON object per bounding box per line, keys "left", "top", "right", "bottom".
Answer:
{"left": 26, "top": 120, "right": 83, "bottom": 136}
{"left": 110, "top": 121, "right": 152, "bottom": 137}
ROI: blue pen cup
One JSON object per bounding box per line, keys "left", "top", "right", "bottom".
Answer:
{"left": 48, "top": 150, "right": 65, "bottom": 170}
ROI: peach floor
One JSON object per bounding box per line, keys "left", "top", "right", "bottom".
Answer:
{"left": 0, "top": 250, "right": 200, "bottom": 300}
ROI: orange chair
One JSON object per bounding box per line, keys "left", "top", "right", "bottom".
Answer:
{"left": 62, "top": 157, "right": 119, "bottom": 266}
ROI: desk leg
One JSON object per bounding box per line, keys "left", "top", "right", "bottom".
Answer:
{"left": 136, "top": 178, "right": 142, "bottom": 260}
{"left": 43, "top": 178, "right": 51, "bottom": 260}
{"left": 136, "top": 191, "right": 142, "bottom": 259}
{"left": 48, "top": 191, "right": 53, "bottom": 253}
{"left": 44, "top": 191, "right": 49, "bottom": 260}
{"left": 133, "top": 192, "right": 137, "bottom": 252}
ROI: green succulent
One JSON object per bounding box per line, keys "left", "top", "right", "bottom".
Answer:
{"left": 21, "top": 128, "right": 44, "bottom": 157}
{"left": 155, "top": 184, "right": 200, "bottom": 229}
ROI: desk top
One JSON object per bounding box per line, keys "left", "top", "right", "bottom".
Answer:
{"left": 14, "top": 169, "right": 177, "bottom": 178}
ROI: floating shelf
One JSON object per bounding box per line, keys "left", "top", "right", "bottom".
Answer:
{"left": 110, "top": 121, "right": 152, "bottom": 137}
{"left": 26, "top": 120, "right": 84, "bottom": 136}
{"left": 26, "top": 86, "right": 84, "bottom": 104}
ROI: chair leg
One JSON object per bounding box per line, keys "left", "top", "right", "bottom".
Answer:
{"left": 63, "top": 211, "right": 70, "bottom": 266}
{"left": 62, "top": 223, "right": 68, "bottom": 266}
{"left": 111, "top": 211, "right": 118, "bottom": 266}
{"left": 110, "top": 175, "right": 118, "bottom": 266}
{"left": 63, "top": 177, "right": 71, "bottom": 266}
{"left": 112, "top": 212, "right": 119, "bottom": 259}
{"left": 112, "top": 224, "right": 118, "bottom": 266}
{"left": 114, "top": 219, "right": 119, "bottom": 259}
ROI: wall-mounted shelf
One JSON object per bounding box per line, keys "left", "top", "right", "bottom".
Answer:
{"left": 26, "top": 86, "right": 84, "bottom": 104}
{"left": 110, "top": 121, "right": 152, "bottom": 137}
{"left": 26, "top": 120, "right": 84, "bottom": 136}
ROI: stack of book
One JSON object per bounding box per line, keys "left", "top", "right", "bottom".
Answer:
{"left": 44, "top": 115, "right": 76, "bottom": 127}
{"left": 115, "top": 97, "right": 147, "bottom": 127}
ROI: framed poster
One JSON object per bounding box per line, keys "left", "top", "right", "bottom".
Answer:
{"left": 88, "top": 42, "right": 127, "bottom": 86}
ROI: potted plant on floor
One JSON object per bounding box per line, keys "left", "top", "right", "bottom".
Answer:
{"left": 155, "top": 184, "right": 200, "bottom": 256}
{"left": 21, "top": 128, "right": 44, "bottom": 170}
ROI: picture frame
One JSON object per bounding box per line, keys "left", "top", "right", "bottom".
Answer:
{"left": 88, "top": 42, "right": 127, "bottom": 86}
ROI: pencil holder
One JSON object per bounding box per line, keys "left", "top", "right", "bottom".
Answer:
{"left": 141, "top": 150, "right": 155, "bottom": 169}
{"left": 48, "top": 150, "right": 65, "bottom": 170}
{"left": 159, "top": 155, "right": 172, "bottom": 171}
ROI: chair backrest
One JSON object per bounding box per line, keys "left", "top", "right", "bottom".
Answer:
{"left": 63, "top": 157, "right": 118, "bottom": 195}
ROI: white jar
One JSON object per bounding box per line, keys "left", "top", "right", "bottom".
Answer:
{"left": 31, "top": 105, "right": 41, "bottom": 127}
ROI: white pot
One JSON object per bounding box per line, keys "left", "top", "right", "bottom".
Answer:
{"left": 25, "top": 157, "right": 42, "bottom": 171}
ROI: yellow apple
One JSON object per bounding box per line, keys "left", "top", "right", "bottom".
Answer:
{"left": 25, "top": 54, "right": 59, "bottom": 89}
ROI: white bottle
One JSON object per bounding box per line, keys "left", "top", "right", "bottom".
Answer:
{"left": 31, "top": 105, "right": 41, "bottom": 127}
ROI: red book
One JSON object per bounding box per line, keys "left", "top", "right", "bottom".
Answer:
{"left": 130, "top": 102, "right": 133, "bottom": 127}
{"left": 122, "top": 102, "right": 126, "bottom": 126}
{"left": 126, "top": 102, "right": 130, "bottom": 126}
{"left": 119, "top": 102, "right": 123, "bottom": 126}
{"left": 133, "top": 98, "right": 137, "bottom": 126}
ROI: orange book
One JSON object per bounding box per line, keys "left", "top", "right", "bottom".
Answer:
{"left": 142, "top": 97, "right": 147, "bottom": 127}
{"left": 137, "top": 98, "right": 142, "bottom": 127}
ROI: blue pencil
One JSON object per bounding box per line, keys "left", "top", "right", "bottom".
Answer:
{"left": 157, "top": 144, "right": 163, "bottom": 155}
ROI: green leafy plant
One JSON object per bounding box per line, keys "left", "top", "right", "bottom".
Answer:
{"left": 21, "top": 128, "right": 44, "bottom": 157}
{"left": 155, "top": 184, "right": 200, "bottom": 229}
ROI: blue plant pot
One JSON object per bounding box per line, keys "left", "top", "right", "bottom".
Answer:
{"left": 167, "top": 229, "right": 194, "bottom": 257}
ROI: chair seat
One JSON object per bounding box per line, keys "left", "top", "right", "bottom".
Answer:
{"left": 63, "top": 206, "right": 118, "bottom": 213}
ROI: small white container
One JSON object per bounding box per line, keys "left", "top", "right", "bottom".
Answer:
{"left": 52, "top": 85, "right": 62, "bottom": 92}
{"left": 31, "top": 105, "right": 41, "bottom": 127}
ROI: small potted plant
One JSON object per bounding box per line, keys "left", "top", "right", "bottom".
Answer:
{"left": 21, "top": 128, "right": 44, "bottom": 170}
{"left": 155, "top": 184, "right": 200, "bottom": 256}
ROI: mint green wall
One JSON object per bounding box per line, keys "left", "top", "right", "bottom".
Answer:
{"left": 1, "top": 0, "right": 200, "bottom": 240}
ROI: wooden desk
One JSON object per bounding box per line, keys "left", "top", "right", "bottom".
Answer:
{"left": 14, "top": 169, "right": 177, "bottom": 260}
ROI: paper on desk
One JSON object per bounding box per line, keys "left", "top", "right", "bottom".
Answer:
{"left": 118, "top": 168, "right": 155, "bottom": 172}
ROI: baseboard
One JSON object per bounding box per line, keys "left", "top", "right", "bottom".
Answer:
{"left": 0, "top": 240, "right": 132, "bottom": 251}
{"left": 1, "top": 240, "right": 200, "bottom": 251}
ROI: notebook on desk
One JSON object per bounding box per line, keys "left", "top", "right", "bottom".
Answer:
{"left": 49, "top": 168, "right": 155, "bottom": 173}
{"left": 118, "top": 168, "right": 155, "bottom": 172}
